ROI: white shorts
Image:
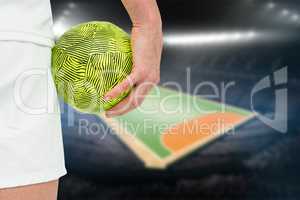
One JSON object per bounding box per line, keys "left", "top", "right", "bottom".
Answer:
{"left": 0, "top": 41, "right": 66, "bottom": 189}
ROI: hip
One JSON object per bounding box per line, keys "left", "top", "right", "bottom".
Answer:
{"left": 0, "top": 40, "right": 60, "bottom": 131}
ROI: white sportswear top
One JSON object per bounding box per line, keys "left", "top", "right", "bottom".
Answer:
{"left": 0, "top": 0, "right": 55, "bottom": 47}
{"left": 0, "top": 0, "right": 66, "bottom": 188}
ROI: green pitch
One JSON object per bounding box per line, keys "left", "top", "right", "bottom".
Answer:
{"left": 100, "top": 87, "right": 255, "bottom": 169}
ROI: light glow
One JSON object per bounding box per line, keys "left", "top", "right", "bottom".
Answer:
{"left": 164, "top": 31, "right": 258, "bottom": 46}
{"left": 68, "top": 2, "right": 76, "bottom": 9}
{"left": 281, "top": 9, "right": 290, "bottom": 16}
{"left": 291, "top": 14, "right": 299, "bottom": 21}
{"left": 63, "top": 10, "right": 71, "bottom": 16}
{"left": 267, "top": 2, "right": 275, "bottom": 9}
{"left": 53, "top": 21, "right": 67, "bottom": 38}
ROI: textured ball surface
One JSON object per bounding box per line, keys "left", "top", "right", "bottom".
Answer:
{"left": 52, "top": 21, "right": 132, "bottom": 114}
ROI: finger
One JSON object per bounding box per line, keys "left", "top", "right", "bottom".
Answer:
{"left": 105, "top": 94, "right": 135, "bottom": 118}
{"left": 105, "top": 84, "right": 151, "bottom": 117}
{"left": 104, "top": 72, "right": 138, "bottom": 101}
{"left": 105, "top": 82, "right": 153, "bottom": 117}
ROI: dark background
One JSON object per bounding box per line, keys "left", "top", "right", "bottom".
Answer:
{"left": 50, "top": 0, "right": 300, "bottom": 199}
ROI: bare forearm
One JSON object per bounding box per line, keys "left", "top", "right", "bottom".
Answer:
{"left": 105, "top": 0, "right": 163, "bottom": 117}
{"left": 121, "top": 0, "right": 162, "bottom": 28}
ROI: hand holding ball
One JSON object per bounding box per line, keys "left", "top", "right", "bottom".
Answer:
{"left": 51, "top": 21, "right": 133, "bottom": 114}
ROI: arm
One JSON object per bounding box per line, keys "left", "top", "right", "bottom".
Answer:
{"left": 105, "top": 0, "right": 163, "bottom": 117}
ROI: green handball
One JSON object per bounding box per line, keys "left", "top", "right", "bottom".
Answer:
{"left": 51, "top": 21, "right": 133, "bottom": 114}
